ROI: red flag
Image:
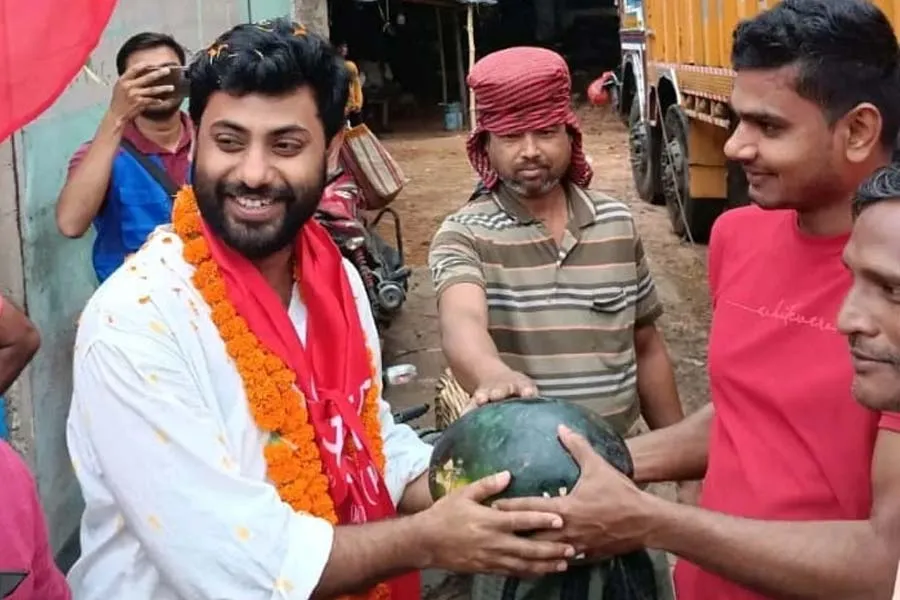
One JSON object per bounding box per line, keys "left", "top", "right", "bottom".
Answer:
{"left": 0, "top": 0, "right": 118, "bottom": 142}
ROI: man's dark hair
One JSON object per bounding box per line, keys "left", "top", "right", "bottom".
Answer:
{"left": 116, "top": 32, "right": 186, "bottom": 75}
{"left": 731, "top": 0, "right": 900, "bottom": 146}
{"left": 853, "top": 161, "right": 900, "bottom": 216}
{"left": 187, "top": 18, "right": 349, "bottom": 144}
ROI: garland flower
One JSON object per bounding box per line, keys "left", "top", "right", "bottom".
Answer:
{"left": 172, "top": 187, "right": 389, "bottom": 600}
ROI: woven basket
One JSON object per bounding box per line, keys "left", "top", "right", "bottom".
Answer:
{"left": 434, "top": 367, "right": 470, "bottom": 429}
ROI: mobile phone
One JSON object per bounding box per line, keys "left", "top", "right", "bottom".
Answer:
{"left": 152, "top": 65, "right": 190, "bottom": 98}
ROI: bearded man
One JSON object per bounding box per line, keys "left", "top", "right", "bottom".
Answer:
{"left": 64, "top": 20, "right": 575, "bottom": 600}
{"left": 429, "top": 46, "right": 683, "bottom": 436}
{"left": 428, "top": 46, "right": 681, "bottom": 600}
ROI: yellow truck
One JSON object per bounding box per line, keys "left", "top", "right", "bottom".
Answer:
{"left": 611, "top": 0, "right": 900, "bottom": 243}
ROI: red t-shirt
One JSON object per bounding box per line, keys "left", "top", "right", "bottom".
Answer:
{"left": 673, "top": 206, "right": 900, "bottom": 599}
{"left": 0, "top": 440, "right": 71, "bottom": 599}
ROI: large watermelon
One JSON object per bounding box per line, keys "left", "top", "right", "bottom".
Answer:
{"left": 428, "top": 397, "right": 633, "bottom": 502}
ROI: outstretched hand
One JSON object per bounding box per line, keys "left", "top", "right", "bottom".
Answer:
{"left": 493, "top": 425, "right": 658, "bottom": 559}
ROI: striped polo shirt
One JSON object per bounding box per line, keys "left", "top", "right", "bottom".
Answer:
{"left": 428, "top": 182, "right": 663, "bottom": 435}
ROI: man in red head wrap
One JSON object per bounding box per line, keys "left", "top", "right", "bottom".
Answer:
{"left": 464, "top": 46, "right": 593, "bottom": 193}
{"left": 429, "top": 46, "right": 683, "bottom": 598}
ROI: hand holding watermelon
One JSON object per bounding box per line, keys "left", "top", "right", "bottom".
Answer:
{"left": 493, "top": 425, "right": 659, "bottom": 559}
{"left": 411, "top": 470, "right": 577, "bottom": 578}
{"left": 468, "top": 367, "right": 539, "bottom": 411}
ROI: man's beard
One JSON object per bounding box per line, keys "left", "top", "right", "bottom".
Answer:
{"left": 141, "top": 96, "right": 184, "bottom": 121}
{"left": 501, "top": 175, "right": 561, "bottom": 198}
{"left": 192, "top": 161, "right": 327, "bottom": 260}
{"left": 497, "top": 154, "right": 568, "bottom": 199}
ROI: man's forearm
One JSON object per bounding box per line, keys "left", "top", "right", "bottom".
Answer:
{"left": 634, "top": 328, "right": 683, "bottom": 430}
{"left": 0, "top": 337, "right": 39, "bottom": 395}
{"left": 313, "top": 515, "right": 428, "bottom": 598}
{"left": 441, "top": 316, "right": 508, "bottom": 392}
{"left": 398, "top": 472, "right": 434, "bottom": 514}
{"left": 56, "top": 112, "right": 124, "bottom": 238}
{"left": 643, "top": 494, "right": 896, "bottom": 599}
{"left": 627, "top": 403, "right": 712, "bottom": 484}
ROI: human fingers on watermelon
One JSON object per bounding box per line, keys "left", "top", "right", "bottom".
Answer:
{"left": 470, "top": 368, "right": 539, "bottom": 407}
{"left": 413, "top": 471, "right": 576, "bottom": 577}
{"left": 494, "top": 424, "right": 658, "bottom": 559}
{"left": 556, "top": 425, "right": 594, "bottom": 460}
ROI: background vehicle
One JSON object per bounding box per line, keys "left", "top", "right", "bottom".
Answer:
{"left": 609, "top": 0, "right": 900, "bottom": 244}
{"left": 386, "top": 364, "right": 442, "bottom": 443}
{"left": 316, "top": 165, "right": 412, "bottom": 330}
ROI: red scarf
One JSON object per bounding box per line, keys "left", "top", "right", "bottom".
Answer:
{"left": 201, "top": 216, "right": 420, "bottom": 599}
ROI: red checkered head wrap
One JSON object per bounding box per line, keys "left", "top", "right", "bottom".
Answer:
{"left": 466, "top": 46, "right": 592, "bottom": 190}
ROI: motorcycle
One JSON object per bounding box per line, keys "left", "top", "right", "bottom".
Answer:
{"left": 391, "top": 402, "right": 442, "bottom": 444}
{"left": 316, "top": 166, "right": 411, "bottom": 330}
{"left": 384, "top": 365, "right": 442, "bottom": 444}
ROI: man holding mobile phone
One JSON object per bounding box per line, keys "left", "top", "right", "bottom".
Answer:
{"left": 55, "top": 32, "right": 192, "bottom": 284}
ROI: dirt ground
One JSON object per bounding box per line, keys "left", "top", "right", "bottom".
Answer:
{"left": 373, "top": 107, "right": 713, "bottom": 598}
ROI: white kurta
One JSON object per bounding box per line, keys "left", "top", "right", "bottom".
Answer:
{"left": 65, "top": 226, "right": 433, "bottom": 600}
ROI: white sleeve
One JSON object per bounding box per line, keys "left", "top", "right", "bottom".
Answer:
{"left": 69, "top": 330, "right": 334, "bottom": 600}
{"left": 342, "top": 259, "right": 433, "bottom": 507}
{"left": 374, "top": 352, "right": 434, "bottom": 507}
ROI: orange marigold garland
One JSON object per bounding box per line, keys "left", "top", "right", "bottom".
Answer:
{"left": 172, "top": 188, "right": 391, "bottom": 600}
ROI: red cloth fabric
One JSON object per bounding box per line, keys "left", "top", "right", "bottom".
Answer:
{"left": 0, "top": 0, "right": 118, "bottom": 142}
{"left": 0, "top": 440, "right": 71, "bottom": 599}
{"left": 465, "top": 46, "right": 592, "bottom": 189}
{"left": 199, "top": 213, "right": 419, "bottom": 599}
{"left": 673, "top": 206, "right": 900, "bottom": 600}
{"left": 587, "top": 71, "right": 615, "bottom": 106}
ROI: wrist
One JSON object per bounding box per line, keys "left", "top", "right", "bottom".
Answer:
{"left": 475, "top": 360, "right": 516, "bottom": 382}
{"left": 625, "top": 437, "right": 655, "bottom": 485}
{"left": 407, "top": 511, "right": 438, "bottom": 570}
{"left": 100, "top": 111, "right": 128, "bottom": 137}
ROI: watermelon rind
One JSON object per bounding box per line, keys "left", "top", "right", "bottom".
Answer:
{"left": 427, "top": 397, "right": 634, "bottom": 502}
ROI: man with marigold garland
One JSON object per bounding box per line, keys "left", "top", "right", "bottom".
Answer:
{"left": 64, "top": 19, "right": 575, "bottom": 600}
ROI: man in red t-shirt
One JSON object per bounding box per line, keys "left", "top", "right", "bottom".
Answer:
{"left": 494, "top": 1, "right": 900, "bottom": 598}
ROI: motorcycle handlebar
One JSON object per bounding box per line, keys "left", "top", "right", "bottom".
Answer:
{"left": 393, "top": 403, "right": 430, "bottom": 424}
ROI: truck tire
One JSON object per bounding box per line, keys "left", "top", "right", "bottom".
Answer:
{"left": 660, "top": 104, "right": 724, "bottom": 244}
{"left": 628, "top": 95, "right": 664, "bottom": 205}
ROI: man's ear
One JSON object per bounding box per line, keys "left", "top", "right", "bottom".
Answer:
{"left": 327, "top": 129, "right": 346, "bottom": 172}
{"left": 843, "top": 103, "right": 883, "bottom": 164}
